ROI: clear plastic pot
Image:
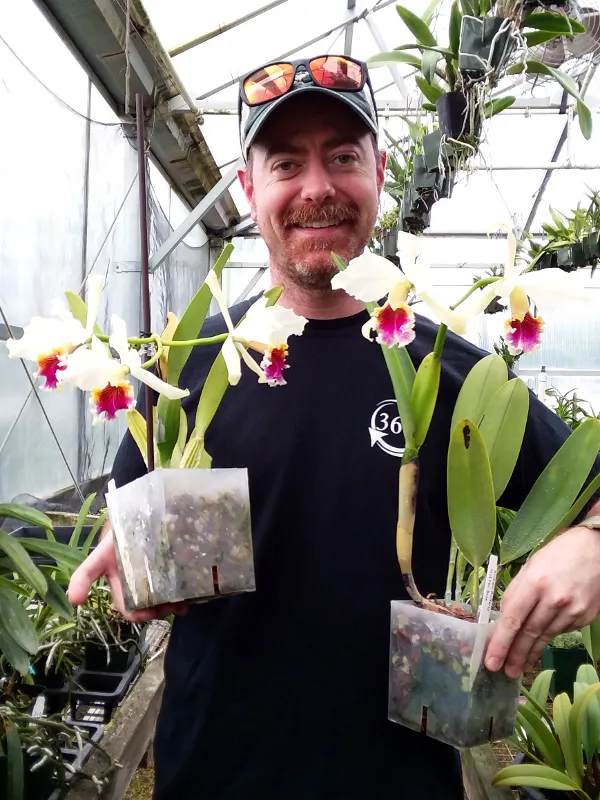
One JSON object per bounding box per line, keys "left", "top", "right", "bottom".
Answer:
{"left": 106, "top": 468, "right": 255, "bottom": 611}
{"left": 388, "top": 600, "right": 520, "bottom": 749}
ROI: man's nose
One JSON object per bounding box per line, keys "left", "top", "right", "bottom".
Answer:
{"left": 299, "top": 160, "right": 336, "bottom": 205}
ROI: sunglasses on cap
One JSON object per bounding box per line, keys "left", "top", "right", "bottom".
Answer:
{"left": 239, "top": 55, "right": 376, "bottom": 109}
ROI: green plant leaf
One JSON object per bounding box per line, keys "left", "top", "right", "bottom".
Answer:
{"left": 368, "top": 51, "right": 422, "bottom": 69}
{"left": 156, "top": 395, "right": 183, "bottom": 467}
{"left": 422, "top": 49, "right": 441, "bottom": 85}
{"left": 451, "top": 353, "right": 507, "bottom": 432}
{"left": 528, "top": 670, "right": 555, "bottom": 718}
{"left": 582, "top": 615, "right": 600, "bottom": 664}
{"left": 0, "top": 626, "right": 30, "bottom": 676}
{"left": 521, "top": 12, "right": 584, "bottom": 34}
{"left": 82, "top": 510, "right": 107, "bottom": 558}
{"left": 422, "top": 102, "right": 438, "bottom": 112}
{"left": 190, "top": 350, "right": 229, "bottom": 449}
{"left": 479, "top": 378, "right": 529, "bottom": 500}
{"left": 422, "top": 0, "right": 442, "bottom": 24}
{"left": 415, "top": 76, "right": 444, "bottom": 103}
{"left": 43, "top": 574, "right": 74, "bottom": 620}
{"left": 483, "top": 96, "right": 516, "bottom": 119}
{"left": 500, "top": 418, "right": 600, "bottom": 563}
{"left": 64, "top": 290, "right": 104, "bottom": 339}
{"left": 549, "top": 469, "right": 600, "bottom": 541}
{"left": 69, "top": 493, "right": 96, "bottom": 549}
{"left": 449, "top": 1, "right": 461, "bottom": 57}
{"left": 125, "top": 408, "right": 159, "bottom": 469}
{"left": 0, "top": 586, "right": 38, "bottom": 654}
{"left": 397, "top": 5, "right": 438, "bottom": 46}
{"left": 380, "top": 344, "right": 417, "bottom": 451}
{"left": 0, "top": 504, "right": 52, "bottom": 531}
{"left": 553, "top": 692, "right": 581, "bottom": 783}
{"left": 447, "top": 420, "right": 496, "bottom": 569}
{"left": 574, "top": 680, "right": 600, "bottom": 763}
{"left": 0, "top": 531, "right": 47, "bottom": 597}
{"left": 517, "top": 705, "right": 565, "bottom": 771}
{"left": 491, "top": 764, "right": 583, "bottom": 792}
{"left": 571, "top": 681, "right": 600, "bottom": 777}
{"left": 5, "top": 718, "right": 24, "bottom": 800}
{"left": 411, "top": 353, "right": 441, "bottom": 448}
{"left": 17, "top": 539, "right": 85, "bottom": 571}
{"left": 524, "top": 29, "right": 568, "bottom": 48}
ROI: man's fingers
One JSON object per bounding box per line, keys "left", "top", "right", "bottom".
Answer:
{"left": 485, "top": 577, "right": 538, "bottom": 672}
{"left": 501, "top": 601, "right": 561, "bottom": 678}
{"left": 67, "top": 535, "right": 117, "bottom": 606}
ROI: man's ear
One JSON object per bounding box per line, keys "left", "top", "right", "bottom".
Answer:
{"left": 238, "top": 166, "right": 257, "bottom": 223}
{"left": 376, "top": 149, "right": 387, "bottom": 196}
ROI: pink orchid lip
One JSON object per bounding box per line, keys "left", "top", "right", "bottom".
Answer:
{"left": 37, "top": 351, "right": 67, "bottom": 390}
{"left": 373, "top": 302, "right": 416, "bottom": 348}
{"left": 504, "top": 311, "right": 544, "bottom": 356}
{"left": 261, "top": 344, "right": 289, "bottom": 386}
{"left": 91, "top": 382, "right": 135, "bottom": 421}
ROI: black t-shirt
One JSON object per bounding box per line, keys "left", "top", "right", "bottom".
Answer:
{"left": 111, "top": 300, "right": 597, "bottom": 799}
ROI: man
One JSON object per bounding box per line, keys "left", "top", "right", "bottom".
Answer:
{"left": 69, "top": 56, "right": 600, "bottom": 798}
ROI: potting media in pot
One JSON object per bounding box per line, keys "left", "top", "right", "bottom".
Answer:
{"left": 107, "top": 468, "right": 255, "bottom": 611}
{"left": 388, "top": 600, "right": 520, "bottom": 749}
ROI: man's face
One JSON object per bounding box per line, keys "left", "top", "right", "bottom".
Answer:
{"left": 238, "top": 94, "right": 385, "bottom": 290}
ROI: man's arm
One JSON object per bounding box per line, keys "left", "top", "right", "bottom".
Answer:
{"left": 485, "top": 497, "right": 600, "bottom": 678}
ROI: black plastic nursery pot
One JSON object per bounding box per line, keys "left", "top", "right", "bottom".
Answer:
{"left": 388, "top": 601, "right": 520, "bottom": 749}
{"left": 69, "top": 650, "right": 143, "bottom": 723}
{"left": 106, "top": 468, "right": 255, "bottom": 612}
{"left": 583, "top": 231, "right": 600, "bottom": 263}
{"left": 436, "top": 92, "right": 471, "bottom": 140}
{"left": 541, "top": 645, "right": 591, "bottom": 699}
{"left": 557, "top": 246, "right": 579, "bottom": 272}
{"left": 459, "top": 16, "right": 517, "bottom": 76}
{"left": 381, "top": 229, "right": 398, "bottom": 258}
{"left": 413, "top": 155, "right": 441, "bottom": 191}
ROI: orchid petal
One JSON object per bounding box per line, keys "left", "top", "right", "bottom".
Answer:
{"left": 458, "top": 282, "right": 505, "bottom": 319}
{"left": 504, "top": 312, "right": 544, "bottom": 356}
{"left": 331, "top": 249, "right": 402, "bottom": 302}
{"left": 509, "top": 286, "right": 529, "bottom": 320}
{"left": 205, "top": 270, "right": 236, "bottom": 334}
{"left": 129, "top": 362, "right": 189, "bottom": 399}
{"left": 236, "top": 298, "right": 307, "bottom": 347}
{"left": 222, "top": 335, "right": 242, "bottom": 385}
{"left": 85, "top": 276, "right": 103, "bottom": 336}
{"left": 419, "top": 292, "right": 469, "bottom": 335}
{"left": 517, "top": 269, "right": 592, "bottom": 312}
{"left": 235, "top": 342, "right": 266, "bottom": 383}
{"left": 108, "top": 315, "right": 130, "bottom": 358}
{"left": 61, "top": 336, "right": 126, "bottom": 391}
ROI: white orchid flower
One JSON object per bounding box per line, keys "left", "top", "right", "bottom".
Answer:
{"left": 5, "top": 276, "right": 103, "bottom": 389}
{"left": 205, "top": 271, "right": 307, "bottom": 386}
{"left": 61, "top": 316, "right": 189, "bottom": 424}
{"left": 460, "top": 227, "right": 592, "bottom": 355}
{"left": 331, "top": 236, "right": 467, "bottom": 348}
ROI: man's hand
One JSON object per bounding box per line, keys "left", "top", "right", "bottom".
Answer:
{"left": 67, "top": 531, "right": 188, "bottom": 623}
{"left": 485, "top": 525, "right": 600, "bottom": 678}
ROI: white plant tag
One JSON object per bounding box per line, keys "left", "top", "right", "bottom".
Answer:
{"left": 469, "top": 555, "right": 499, "bottom": 688}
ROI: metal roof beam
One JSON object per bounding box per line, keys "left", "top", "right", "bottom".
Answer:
{"left": 345, "top": 0, "right": 357, "bottom": 55}
{"left": 363, "top": 12, "right": 409, "bottom": 98}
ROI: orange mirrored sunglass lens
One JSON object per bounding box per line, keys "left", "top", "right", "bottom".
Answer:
{"left": 244, "top": 63, "right": 294, "bottom": 105}
{"left": 309, "top": 57, "right": 363, "bottom": 90}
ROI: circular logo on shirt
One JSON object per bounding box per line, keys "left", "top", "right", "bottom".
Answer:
{"left": 369, "top": 399, "right": 405, "bottom": 458}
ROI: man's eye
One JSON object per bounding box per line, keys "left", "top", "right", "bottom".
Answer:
{"left": 275, "top": 161, "right": 296, "bottom": 172}
{"left": 335, "top": 154, "right": 356, "bottom": 165}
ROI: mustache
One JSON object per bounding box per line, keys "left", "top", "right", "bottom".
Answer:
{"left": 282, "top": 203, "right": 361, "bottom": 227}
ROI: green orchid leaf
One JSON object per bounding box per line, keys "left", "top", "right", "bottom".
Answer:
{"left": 82, "top": 510, "right": 107, "bottom": 559}
{"left": 527, "top": 670, "right": 555, "bottom": 719}
{"left": 572, "top": 681, "right": 600, "bottom": 776}
{"left": 0, "top": 626, "right": 30, "bottom": 676}
{"left": 582, "top": 616, "right": 600, "bottom": 664}
{"left": 69, "top": 493, "right": 96, "bottom": 549}
{"left": 517, "top": 705, "right": 564, "bottom": 771}
{"left": 553, "top": 692, "right": 581, "bottom": 783}
{"left": 422, "top": 102, "right": 438, "bottom": 112}
{"left": 483, "top": 96, "right": 516, "bottom": 119}
{"left": 368, "top": 51, "right": 422, "bottom": 70}
{"left": 491, "top": 764, "right": 583, "bottom": 792}
{"left": 574, "top": 680, "right": 600, "bottom": 763}
{"left": 411, "top": 353, "right": 441, "bottom": 448}
{"left": 0, "top": 531, "right": 47, "bottom": 597}
{"left": 451, "top": 353, "right": 507, "bottom": 432}
{"left": 500, "top": 418, "right": 600, "bottom": 564}
{"left": 64, "top": 290, "right": 104, "bottom": 339}
{"left": 521, "top": 12, "right": 584, "bottom": 34}
{"left": 415, "top": 76, "right": 444, "bottom": 103}
{"left": 449, "top": 1, "right": 461, "bottom": 57}
{"left": 0, "top": 586, "right": 38, "bottom": 654}
{"left": 479, "top": 378, "right": 529, "bottom": 500}
{"left": 0, "top": 504, "right": 52, "bottom": 531}
{"left": 397, "top": 5, "right": 438, "bottom": 47}
{"left": 125, "top": 408, "right": 159, "bottom": 469}
{"left": 549, "top": 470, "right": 600, "bottom": 539}
{"left": 5, "top": 718, "right": 24, "bottom": 800}
{"left": 156, "top": 395, "right": 183, "bottom": 466}
{"left": 191, "top": 350, "right": 230, "bottom": 449}
{"left": 43, "top": 574, "right": 74, "bottom": 620}
{"left": 17, "top": 539, "right": 85, "bottom": 571}
{"left": 399, "top": 115, "right": 425, "bottom": 144}
{"left": 525, "top": 29, "right": 568, "bottom": 48}
{"left": 447, "top": 420, "right": 496, "bottom": 569}
{"left": 576, "top": 665, "right": 599, "bottom": 686}
{"left": 422, "top": 49, "right": 442, "bottom": 85}
{"left": 422, "top": 0, "right": 442, "bottom": 24}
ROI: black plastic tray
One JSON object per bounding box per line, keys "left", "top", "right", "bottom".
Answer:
{"left": 68, "top": 649, "right": 144, "bottom": 723}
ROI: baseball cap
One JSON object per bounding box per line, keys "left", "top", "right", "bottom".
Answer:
{"left": 238, "top": 56, "right": 379, "bottom": 159}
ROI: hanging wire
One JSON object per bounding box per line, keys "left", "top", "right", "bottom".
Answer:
{"left": 0, "top": 303, "right": 85, "bottom": 503}
{"left": 0, "top": 389, "right": 32, "bottom": 462}
{"left": 0, "top": 33, "right": 121, "bottom": 127}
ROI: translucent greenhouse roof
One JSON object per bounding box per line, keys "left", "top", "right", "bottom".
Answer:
{"left": 142, "top": 0, "right": 600, "bottom": 237}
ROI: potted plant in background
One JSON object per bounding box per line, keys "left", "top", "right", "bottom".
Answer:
{"left": 5, "top": 245, "right": 308, "bottom": 613}
{"left": 492, "top": 664, "right": 600, "bottom": 799}
{"left": 331, "top": 225, "right": 597, "bottom": 748}
{"left": 542, "top": 631, "right": 592, "bottom": 699}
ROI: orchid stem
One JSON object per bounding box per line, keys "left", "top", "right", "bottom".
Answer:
{"left": 433, "top": 324, "right": 448, "bottom": 358}
{"left": 96, "top": 333, "right": 244, "bottom": 348}
{"left": 455, "top": 551, "right": 467, "bottom": 603}
{"left": 445, "top": 537, "right": 458, "bottom": 604}
{"left": 450, "top": 277, "right": 500, "bottom": 311}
